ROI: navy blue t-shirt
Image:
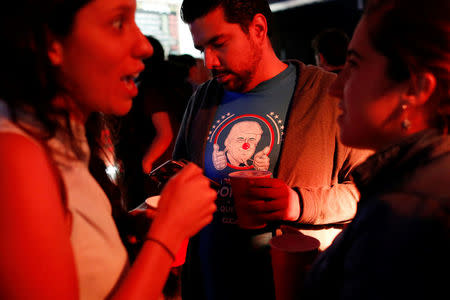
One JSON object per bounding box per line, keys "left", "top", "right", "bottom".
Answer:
{"left": 200, "top": 63, "right": 296, "bottom": 300}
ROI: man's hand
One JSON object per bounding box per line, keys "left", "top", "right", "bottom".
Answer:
{"left": 245, "top": 178, "right": 300, "bottom": 222}
{"left": 253, "top": 146, "right": 270, "bottom": 171}
{"left": 212, "top": 144, "right": 227, "bottom": 170}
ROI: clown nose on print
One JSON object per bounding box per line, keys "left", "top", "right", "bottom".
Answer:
{"left": 242, "top": 143, "right": 250, "bottom": 150}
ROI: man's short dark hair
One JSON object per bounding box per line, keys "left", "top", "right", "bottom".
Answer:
{"left": 180, "top": 0, "right": 272, "bottom": 35}
{"left": 311, "top": 28, "right": 349, "bottom": 66}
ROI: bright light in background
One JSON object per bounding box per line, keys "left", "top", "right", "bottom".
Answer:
{"left": 269, "top": 0, "right": 330, "bottom": 12}
{"left": 135, "top": 0, "right": 331, "bottom": 58}
{"left": 105, "top": 165, "right": 120, "bottom": 184}
{"left": 136, "top": 0, "right": 201, "bottom": 58}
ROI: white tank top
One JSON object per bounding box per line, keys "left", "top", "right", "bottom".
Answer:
{"left": 0, "top": 101, "right": 129, "bottom": 299}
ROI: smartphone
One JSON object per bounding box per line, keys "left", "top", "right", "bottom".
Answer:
{"left": 146, "top": 159, "right": 188, "bottom": 191}
{"left": 146, "top": 159, "right": 219, "bottom": 194}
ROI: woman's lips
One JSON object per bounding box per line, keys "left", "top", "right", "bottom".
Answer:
{"left": 121, "top": 73, "right": 140, "bottom": 97}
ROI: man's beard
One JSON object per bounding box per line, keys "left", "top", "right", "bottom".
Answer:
{"left": 213, "top": 42, "right": 262, "bottom": 92}
{"left": 219, "top": 70, "right": 254, "bottom": 92}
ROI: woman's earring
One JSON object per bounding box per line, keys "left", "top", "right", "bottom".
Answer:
{"left": 401, "top": 103, "right": 411, "bottom": 131}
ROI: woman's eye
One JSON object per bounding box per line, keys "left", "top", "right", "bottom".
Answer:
{"left": 112, "top": 17, "right": 124, "bottom": 30}
{"left": 346, "top": 59, "right": 358, "bottom": 68}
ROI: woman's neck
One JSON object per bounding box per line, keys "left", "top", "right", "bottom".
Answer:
{"left": 52, "top": 95, "right": 88, "bottom": 125}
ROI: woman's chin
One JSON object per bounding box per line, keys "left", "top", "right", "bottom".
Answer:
{"left": 110, "top": 100, "right": 133, "bottom": 116}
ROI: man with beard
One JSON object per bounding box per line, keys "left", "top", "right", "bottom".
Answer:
{"left": 173, "top": 1, "right": 372, "bottom": 299}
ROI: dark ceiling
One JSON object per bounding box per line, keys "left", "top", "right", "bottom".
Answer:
{"left": 269, "top": 0, "right": 363, "bottom": 64}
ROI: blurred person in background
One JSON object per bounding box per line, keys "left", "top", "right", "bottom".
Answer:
{"left": 188, "top": 57, "right": 212, "bottom": 91}
{"left": 311, "top": 28, "right": 349, "bottom": 74}
{"left": 117, "top": 37, "right": 200, "bottom": 210}
{"left": 117, "top": 36, "right": 176, "bottom": 209}
{"left": 304, "top": 0, "right": 450, "bottom": 298}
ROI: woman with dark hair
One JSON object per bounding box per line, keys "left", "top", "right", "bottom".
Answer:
{"left": 0, "top": 0, "right": 216, "bottom": 299}
{"left": 304, "top": 0, "right": 449, "bottom": 298}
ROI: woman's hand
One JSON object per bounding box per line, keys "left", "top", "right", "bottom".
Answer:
{"left": 147, "top": 163, "right": 217, "bottom": 251}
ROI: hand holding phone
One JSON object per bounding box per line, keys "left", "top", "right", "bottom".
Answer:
{"left": 146, "top": 159, "right": 219, "bottom": 195}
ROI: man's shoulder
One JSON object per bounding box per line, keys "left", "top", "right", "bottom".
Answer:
{"left": 197, "top": 78, "right": 221, "bottom": 92}
{"left": 181, "top": 79, "right": 224, "bottom": 118}
{"left": 286, "top": 60, "right": 338, "bottom": 108}
{"left": 287, "top": 59, "right": 336, "bottom": 86}
{"left": 190, "top": 79, "right": 224, "bottom": 105}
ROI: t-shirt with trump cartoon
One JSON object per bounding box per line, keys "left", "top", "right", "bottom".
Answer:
{"left": 200, "top": 63, "right": 296, "bottom": 300}
{"left": 204, "top": 63, "right": 296, "bottom": 227}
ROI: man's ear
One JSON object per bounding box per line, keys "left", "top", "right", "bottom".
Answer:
{"left": 403, "top": 72, "right": 437, "bottom": 106}
{"left": 318, "top": 53, "right": 327, "bottom": 67}
{"left": 47, "top": 35, "right": 64, "bottom": 66}
{"left": 250, "top": 13, "right": 268, "bottom": 42}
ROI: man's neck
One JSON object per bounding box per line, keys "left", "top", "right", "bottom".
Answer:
{"left": 244, "top": 49, "right": 288, "bottom": 92}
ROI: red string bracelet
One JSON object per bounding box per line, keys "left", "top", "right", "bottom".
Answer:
{"left": 144, "top": 237, "right": 176, "bottom": 261}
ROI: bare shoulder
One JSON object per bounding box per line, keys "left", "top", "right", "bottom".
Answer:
{"left": 0, "top": 131, "right": 46, "bottom": 159}
{"left": 0, "top": 132, "right": 78, "bottom": 298}
{"left": 0, "top": 132, "right": 62, "bottom": 212}
{"left": 0, "top": 132, "right": 51, "bottom": 178}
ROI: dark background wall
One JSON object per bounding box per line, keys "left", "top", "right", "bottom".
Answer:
{"left": 270, "top": 0, "right": 363, "bottom": 64}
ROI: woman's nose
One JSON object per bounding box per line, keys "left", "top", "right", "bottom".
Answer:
{"left": 328, "top": 72, "right": 345, "bottom": 99}
{"left": 134, "top": 26, "right": 153, "bottom": 60}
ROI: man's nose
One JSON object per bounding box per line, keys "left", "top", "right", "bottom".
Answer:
{"left": 204, "top": 48, "right": 220, "bottom": 70}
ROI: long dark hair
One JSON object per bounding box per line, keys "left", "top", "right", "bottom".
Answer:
{"left": 0, "top": 0, "right": 92, "bottom": 155}
{"left": 365, "top": 0, "right": 450, "bottom": 132}
{"left": 85, "top": 113, "right": 129, "bottom": 241}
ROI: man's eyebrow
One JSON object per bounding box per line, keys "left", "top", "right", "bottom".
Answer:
{"left": 194, "top": 35, "right": 224, "bottom": 51}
